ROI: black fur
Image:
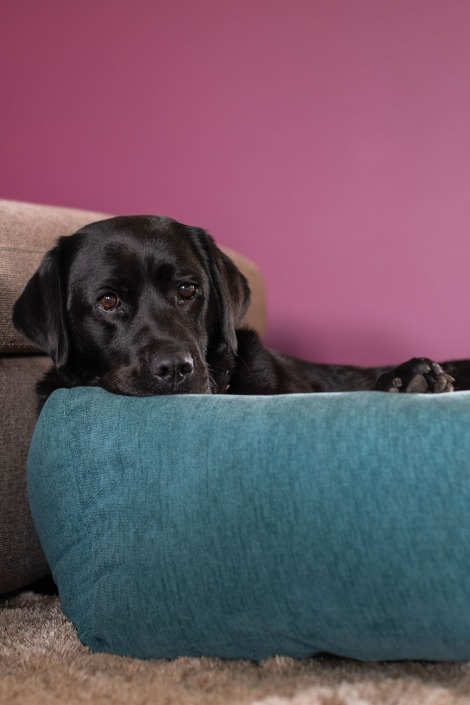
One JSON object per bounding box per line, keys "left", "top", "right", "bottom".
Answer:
{"left": 12, "top": 215, "right": 466, "bottom": 409}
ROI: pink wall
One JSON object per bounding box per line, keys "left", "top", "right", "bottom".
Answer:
{"left": 3, "top": 0, "right": 470, "bottom": 365}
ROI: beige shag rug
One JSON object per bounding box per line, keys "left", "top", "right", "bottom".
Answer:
{"left": 1, "top": 592, "right": 470, "bottom": 705}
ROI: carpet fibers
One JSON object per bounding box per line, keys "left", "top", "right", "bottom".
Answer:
{"left": 1, "top": 592, "right": 470, "bottom": 704}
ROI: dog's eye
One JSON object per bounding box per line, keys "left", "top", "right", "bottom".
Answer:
{"left": 177, "top": 283, "right": 197, "bottom": 301}
{"left": 98, "top": 293, "right": 121, "bottom": 311}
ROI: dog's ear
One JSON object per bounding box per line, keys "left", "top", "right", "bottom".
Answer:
{"left": 188, "top": 227, "right": 251, "bottom": 353}
{"left": 12, "top": 243, "right": 70, "bottom": 371}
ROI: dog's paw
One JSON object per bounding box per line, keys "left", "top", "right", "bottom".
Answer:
{"left": 374, "top": 357, "right": 455, "bottom": 394}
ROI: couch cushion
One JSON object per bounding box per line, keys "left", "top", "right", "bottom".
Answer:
{"left": 27, "top": 387, "right": 470, "bottom": 661}
{"left": 0, "top": 356, "right": 53, "bottom": 593}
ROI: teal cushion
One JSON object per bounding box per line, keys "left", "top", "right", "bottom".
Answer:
{"left": 27, "top": 387, "right": 470, "bottom": 661}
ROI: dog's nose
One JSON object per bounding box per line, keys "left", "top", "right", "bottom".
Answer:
{"left": 151, "top": 353, "right": 194, "bottom": 388}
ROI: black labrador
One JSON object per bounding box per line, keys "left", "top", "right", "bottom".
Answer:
{"left": 12, "top": 215, "right": 470, "bottom": 408}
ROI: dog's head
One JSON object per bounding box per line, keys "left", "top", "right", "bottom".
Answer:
{"left": 13, "top": 215, "right": 250, "bottom": 395}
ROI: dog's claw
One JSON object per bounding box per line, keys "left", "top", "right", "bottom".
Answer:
{"left": 375, "top": 358, "right": 455, "bottom": 394}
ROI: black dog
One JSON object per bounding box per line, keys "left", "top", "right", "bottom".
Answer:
{"left": 13, "top": 215, "right": 470, "bottom": 407}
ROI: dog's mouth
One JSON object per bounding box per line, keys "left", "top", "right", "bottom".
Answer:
{"left": 99, "top": 362, "right": 212, "bottom": 397}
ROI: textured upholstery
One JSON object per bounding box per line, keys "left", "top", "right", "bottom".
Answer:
{"left": 29, "top": 387, "right": 470, "bottom": 661}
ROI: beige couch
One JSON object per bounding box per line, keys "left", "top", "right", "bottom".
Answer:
{"left": 0, "top": 199, "right": 267, "bottom": 594}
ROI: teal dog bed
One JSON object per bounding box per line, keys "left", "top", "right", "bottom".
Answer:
{"left": 27, "top": 387, "right": 470, "bottom": 661}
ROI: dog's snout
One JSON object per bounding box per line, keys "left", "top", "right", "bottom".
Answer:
{"left": 151, "top": 353, "right": 195, "bottom": 388}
